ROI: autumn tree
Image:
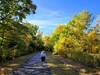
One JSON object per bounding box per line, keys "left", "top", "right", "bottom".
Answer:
{"left": 52, "top": 11, "right": 91, "bottom": 55}
{"left": 43, "top": 36, "right": 53, "bottom": 51}
{"left": 0, "top": 0, "right": 36, "bottom": 62}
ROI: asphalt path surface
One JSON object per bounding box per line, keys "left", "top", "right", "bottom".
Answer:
{"left": 9, "top": 52, "right": 51, "bottom": 75}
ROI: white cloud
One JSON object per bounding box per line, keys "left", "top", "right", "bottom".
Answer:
{"left": 26, "top": 7, "right": 70, "bottom": 25}
{"left": 27, "top": 17, "right": 68, "bottom": 30}
{"left": 26, "top": 7, "right": 70, "bottom": 35}
{"left": 28, "top": 19, "right": 56, "bottom": 26}
{"left": 28, "top": 18, "right": 66, "bottom": 25}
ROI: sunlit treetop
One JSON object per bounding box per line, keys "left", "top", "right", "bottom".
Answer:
{"left": 0, "top": 0, "right": 36, "bottom": 23}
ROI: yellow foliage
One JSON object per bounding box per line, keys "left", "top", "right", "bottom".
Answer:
{"left": 55, "top": 25, "right": 65, "bottom": 33}
{"left": 87, "top": 30, "right": 96, "bottom": 41}
{"left": 54, "top": 36, "right": 82, "bottom": 55}
{"left": 43, "top": 36, "right": 50, "bottom": 46}
{"left": 79, "top": 11, "right": 90, "bottom": 21}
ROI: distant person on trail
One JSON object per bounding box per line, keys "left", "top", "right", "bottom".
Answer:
{"left": 40, "top": 51, "right": 46, "bottom": 62}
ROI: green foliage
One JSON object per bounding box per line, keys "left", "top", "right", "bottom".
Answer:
{"left": 52, "top": 11, "right": 91, "bottom": 53}
{"left": 43, "top": 36, "right": 53, "bottom": 51}
{"left": 50, "top": 25, "right": 65, "bottom": 46}
{"left": 0, "top": 0, "right": 39, "bottom": 63}
{"left": 0, "top": 22, "right": 42, "bottom": 62}
{"left": 35, "top": 32, "right": 44, "bottom": 51}
{"left": 24, "top": 22, "right": 39, "bottom": 36}
{"left": 0, "top": 0, "right": 36, "bottom": 22}
{"left": 50, "top": 11, "right": 100, "bottom": 67}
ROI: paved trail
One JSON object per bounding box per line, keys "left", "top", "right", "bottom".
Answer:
{"left": 10, "top": 52, "right": 51, "bottom": 75}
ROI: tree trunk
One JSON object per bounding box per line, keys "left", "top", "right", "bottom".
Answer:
{"left": 0, "top": 28, "right": 5, "bottom": 63}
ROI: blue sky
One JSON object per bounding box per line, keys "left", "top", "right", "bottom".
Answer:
{"left": 26, "top": 0, "right": 100, "bottom": 35}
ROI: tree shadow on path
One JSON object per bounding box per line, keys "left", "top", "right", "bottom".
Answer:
{"left": 10, "top": 52, "right": 52, "bottom": 75}
{"left": 47, "top": 53, "right": 99, "bottom": 75}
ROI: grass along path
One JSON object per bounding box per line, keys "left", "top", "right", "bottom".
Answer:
{"left": 1, "top": 52, "right": 100, "bottom": 75}
{"left": 47, "top": 53, "right": 100, "bottom": 75}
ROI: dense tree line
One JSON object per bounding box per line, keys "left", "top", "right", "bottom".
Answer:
{"left": 0, "top": 0, "right": 100, "bottom": 68}
{"left": 43, "top": 11, "right": 100, "bottom": 67}
{"left": 0, "top": 0, "right": 44, "bottom": 63}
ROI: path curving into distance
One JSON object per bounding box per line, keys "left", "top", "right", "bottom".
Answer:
{"left": 10, "top": 52, "right": 51, "bottom": 75}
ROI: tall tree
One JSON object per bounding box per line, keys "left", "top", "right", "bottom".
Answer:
{"left": 52, "top": 11, "right": 92, "bottom": 55}
{"left": 0, "top": 0, "right": 36, "bottom": 22}
{"left": 0, "top": 0, "right": 36, "bottom": 62}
